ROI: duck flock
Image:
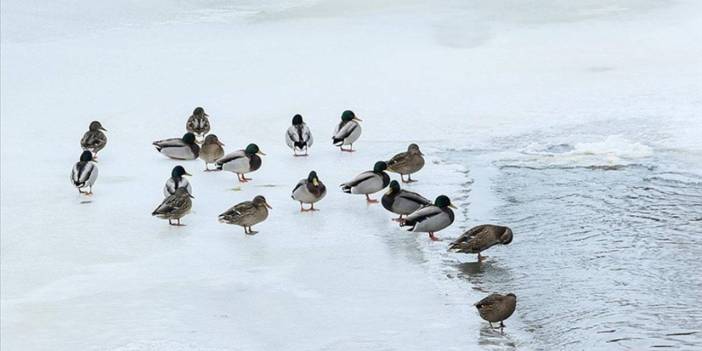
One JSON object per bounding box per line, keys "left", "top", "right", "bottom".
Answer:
{"left": 71, "top": 107, "right": 517, "bottom": 330}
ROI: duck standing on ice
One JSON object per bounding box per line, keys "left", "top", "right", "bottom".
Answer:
{"left": 448, "top": 224, "right": 513, "bottom": 262}
{"left": 219, "top": 195, "right": 272, "bottom": 234}
{"left": 199, "top": 134, "right": 225, "bottom": 171}
{"left": 400, "top": 195, "right": 456, "bottom": 241}
{"left": 332, "top": 110, "right": 362, "bottom": 152}
{"left": 80, "top": 121, "right": 107, "bottom": 157}
{"left": 153, "top": 132, "right": 200, "bottom": 160}
{"left": 291, "top": 171, "right": 327, "bottom": 211}
{"left": 387, "top": 143, "right": 425, "bottom": 183}
{"left": 152, "top": 187, "right": 193, "bottom": 226}
{"left": 186, "top": 107, "right": 210, "bottom": 140}
{"left": 340, "top": 161, "right": 390, "bottom": 203}
{"left": 71, "top": 150, "right": 98, "bottom": 195}
{"left": 475, "top": 293, "right": 517, "bottom": 330}
{"left": 381, "top": 180, "right": 431, "bottom": 221}
{"left": 285, "top": 114, "right": 313, "bottom": 156}
{"left": 215, "top": 143, "right": 265, "bottom": 183}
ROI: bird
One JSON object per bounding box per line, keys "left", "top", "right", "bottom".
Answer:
{"left": 381, "top": 180, "right": 431, "bottom": 222}
{"left": 291, "top": 171, "right": 327, "bottom": 211}
{"left": 448, "top": 225, "right": 513, "bottom": 262}
{"left": 340, "top": 161, "right": 390, "bottom": 203}
{"left": 80, "top": 121, "right": 107, "bottom": 157}
{"left": 332, "top": 110, "right": 362, "bottom": 152}
{"left": 215, "top": 143, "right": 265, "bottom": 183}
{"left": 475, "top": 293, "right": 517, "bottom": 329}
{"left": 285, "top": 114, "right": 313, "bottom": 156}
{"left": 186, "top": 107, "right": 210, "bottom": 140}
{"left": 199, "top": 134, "right": 225, "bottom": 171}
{"left": 71, "top": 150, "right": 98, "bottom": 195}
{"left": 163, "top": 165, "right": 192, "bottom": 197}
{"left": 151, "top": 187, "right": 193, "bottom": 226}
{"left": 387, "top": 143, "right": 425, "bottom": 183}
{"left": 218, "top": 195, "right": 272, "bottom": 235}
{"left": 400, "top": 195, "right": 456, "bottom": 241}
{"left": 153, "top": 132, "right": 200, "bottom": 160}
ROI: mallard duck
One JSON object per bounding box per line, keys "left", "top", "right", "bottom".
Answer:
{"left": 285, "top": 114, "right": 313, "bottom": 156}
{"left": 381, "top": 180, "right": 431, "bottom": 221}
{"left": 71, "top": 150, "right": 98, "bottom": 195}
{"left": 332, "top": 110, "right": 362, "bottom": 152}
{"left": 80, "top": 121, "right": 107, "bottom": 157}
{"left": 199, "top": 134, "right": 225, "bottom": 171}
{"left": 475, "top": 293, "right": 517, "bottom": 329}
{"left": 153, "top": 132, "right": 200, "bottom": 160}
{"left": 340, "top": 161, "right": 390, "bottom": 203}
{"left": 448, "top": 224, "right": 513, "bottom": 262}
{"left": 291, "top": 171, "right": 327, "bottom": 211}
{"left": 215, "top": 143, "right": 265, "bottom": 183}
{"left": 387, "top": 143, "right": 425, "bottom": 183}
{"left": 400, "top": 195, "right": 456, "bottom": 241}
{"left": 163, "top": 165, "right": 192, "bottom": 197}
{"left": 186, "top": 107, "right": 210, "bottom": 139}
{"left": 151, "top": 187, "right": 193, "bottom": 225}
{"left": 218, "top": 195, "right": 272, "bottom": 234}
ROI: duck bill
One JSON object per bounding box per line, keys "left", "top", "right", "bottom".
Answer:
{"left": 353, "top": 117, "right": 363, "bottom": 122}
{"left": 184, "top": 172, "right": 192, "bottom": 176}
{"left": 449, "top": 204, "right": 457, "bottom": 209}
{"left": 265, "top": 203, "right": 273, "bottom": 209}
{"left": 100, "top": 127, "right": 107, "bottom": 132}
{"left": 312, "top": 179, "right": 319, "bottom": 186}
{"left": 217, "top": 141, "right": 225, "bottom": 146}
{"left": 257, "top": 151, "right": 266, "bottom": 156}
{"left": 189, "top": 194, "right": 195, "bottom": 199}
{"left": 385, "top": 189, "right": 394, "bottom": 195}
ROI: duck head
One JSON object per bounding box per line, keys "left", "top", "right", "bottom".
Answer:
{"left": 253, "top": 195, "right": 272, "bottom": 209}
{"left": 307, "top": 171, "right": 320, "bottom": 186}
{"left": 292, "top": 114, "right": 304, "bottom": 125}
{"left": 204, "top": 134, "right": 224, "bottom": 146}
{"left": 171, "top": 165, "right": 191, "bottom": 178}
{"left": 408, "top": 143, "right": 423, "bottom": 156}
{"left": 386, "top": 180, "right": 401, "bottom": 195}
{"left": 193, "top": 107, "right": 207, "bottom": 117}
{"left": 373, "top": 161, "right": 387, "bottom": 173}
{"left": 89, "top": 121, "right": 106, "bottom": 132}
{"left": 182, "top": 132, "right": 197, "bottom": 145}
{"left": 500, "top": 227, "right": 513, "bottom": 245}
{"left": 245, "top": 143, "right": 266, "bottom": 156}
{"left": 341, "top": 110, "right": 362, "bottom": 123}
{"left": 80, "top": 150, "right": 94, "bottom": 162}
{"left": 434, "top": 195, "right": 457, "bottom": 209}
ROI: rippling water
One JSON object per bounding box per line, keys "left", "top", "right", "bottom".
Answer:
{"left": 443, "top": 126, "right": 702, "bottom": 350}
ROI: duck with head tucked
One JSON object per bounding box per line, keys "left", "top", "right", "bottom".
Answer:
{"left": 71, "top": 150, "right": 98, "bottom": 195}
{"left": 292, "top": 171, "right": 327, "bottom": 211}
{"left": 381, "top": 180, "right": 431, "bottom": 221}
{"left": 332, "top": 110, "right": 362, "bottom": 152}
{"left": 199, "top": 134, "right": 225, "bottom": 171}
{"left": 152, "top": 187, "right": 193, "bottom": 226}
{"left": 219, "top": 195, "right": 272, "bottom": 235}
{"left": 400, "top": 195, "right": 456, "bottom": 241}
{"left": 163, "top": 165, "right": 192, "bottom": 197}
{"left": 448, "top": 224, "right": 513, "bottom": 262}
{"left": 153, "top": 132, "right": 200, "bottom": 160}
{"left": 387, "top": 143, "right": 425, "bottom": 183}
{"left": 285, "top": 114, "right": 313, "bottom": 156}
{"left": 215, "top": 143, "right": 265, "bottom": 183}
{"left": 475, "top": 293, "right": 517, "bottom": 330}
{"left": 80, "top": 121, "right": 107, "bottom": 157}
{"left": 186, "top": 107, "right": 210, "bottom": 140}
{"left": 340, "top": 161, "right": 390, "bottom": 203}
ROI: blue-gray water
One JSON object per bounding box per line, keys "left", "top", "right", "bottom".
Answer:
{"left": 443, "top": 122, "right": 702, "bottom": 350}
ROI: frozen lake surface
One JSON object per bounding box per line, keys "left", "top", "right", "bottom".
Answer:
{"left": 2, "top": 1, "right": 701, "bottom": 350}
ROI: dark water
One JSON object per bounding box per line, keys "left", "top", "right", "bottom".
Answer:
{"left": 443, "top": 132, "right": 702, "bottom": 350}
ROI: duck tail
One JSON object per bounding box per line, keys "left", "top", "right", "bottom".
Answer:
{"left": 215, "top": 163, "right": 223, "bottom": 171}
{"left": 332, "top": 137, "right": 343, "bottom": 146}
{"left": 340, "top": 184, "right": 352, "bottom": 194}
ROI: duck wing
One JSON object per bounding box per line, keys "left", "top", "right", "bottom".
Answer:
{"left": 215, "top": 150, "right": 245, "bottom": 165}
{"left": 475, "top": 293, "right": 503, "bottom": 310}
{"left": 387, "top": 151, "right": 410, "bottom": 170}
{"left": 332, "top": 121, "right": 358, "bottom": 144}
{"left": 402, "top": 205, "right": 442, "bottom": 226}
{"left": 219, "top": 201, "right": 257, "bottom": 222}
{"left": 152, "top": 193, "right": 189, "bottom": 215}
{"left": 153, "top": 137, "right": 185, "bottom": 151}
{"left": 81, "top": 131, "right": 106, "bottom": 149}
{"left": 396, "top": 190, "right": 431, "bottom": 206}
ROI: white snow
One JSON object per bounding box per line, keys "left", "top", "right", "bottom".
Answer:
{"left": 2, "top": 0, "right": 701, "bottom": 350}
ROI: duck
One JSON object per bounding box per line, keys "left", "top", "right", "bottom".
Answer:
{"left": 475, "top": 293, "right": 517, "bottom": 329}
{"left": 448, "top": 224, "right": 513, "bottom": 262}
{"left": 387, "top": 143, "right": 425, "bottom": 183}
{"left": 400, "top": 195, "right": 456, "bottom": 241}
{"left": 340, "top": 161, "right": 390, "bottom": 203}
{"left": 291, "top": 171, "right": 327, "bottom": 211}
{"left": 218, "top": 195, "right": 272, "bottom": 234}
{"left": 285, "top": 114, "right": 313, "bottom": 156}
{"left": 381, "top": 180, "right": 431, "bottom": 221}
{"left": 80, "top": 121, "right": 107, "bottom": 157}
{"left": 71, "top": 150, "right": 98, "bottom": 195}
{"left": 332, "top": 110, "right": 362, "bottom": 152}
{"left": 153, "top": 132, "right": 200, "bottom": 160}
{"left": 215, "top": 143, "right": 265, "bottom": 183}
{"left": 186, "top": 107, "right": 210, "bottom": 139}
{"left": 151, "top": 187, "right": 193, "bottom": 226}
{"left": 199, "top": 134, "right": 225, "bottom": 171}
{"left": 163, "top": 165, "right": 192, "bottom": 197}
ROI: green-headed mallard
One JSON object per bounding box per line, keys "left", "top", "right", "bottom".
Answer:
{"left": 200, "top": 134, "right": 225, "bottom": 171}
{"left": 448, "top": 224, "right": 513, "bottom": 261}
{"left": 218, "top": 195, "right": 272, "bottom": 234}
{"left": 186, "top": 107, "right": 210, "bottom": 139}
{"left": 475, "top": 293, "right": 517, "bottom": 329}
{"left": 381, "top": 180, "right": 431, "bottom": 221}
{"left": 152, "top": 187, "right": 193, "bottom": 226}
{"left": 292, "top": 171, "right": 327, "bottom": 211}
{"left": 340, "top": 161, "right": 390, "bottom": 203}
{"left": 215, "top": 143, "right": 265, "bottom": 183}
{"left": 163, "top": 165, "right": 192, "bottom": 197}
{"left": 387, "top": 143, "right": 425, "bottom": 183}
{"left": 400, "top": 195, "right": 456, "bottom": 241}
{"left": 286, "top": 114, "right": 313, "bottom": 156}
{"left": 71, "top": 150, "right": 98, "bottom": 195}
{"left": 332, "top": 110, "right": 362, "bottom": 152}
{"left": 80, "top": 121, "right": 107, "bottom": 157}
{"left": 153, "top": 132, "right": 200, "bottom": 160}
